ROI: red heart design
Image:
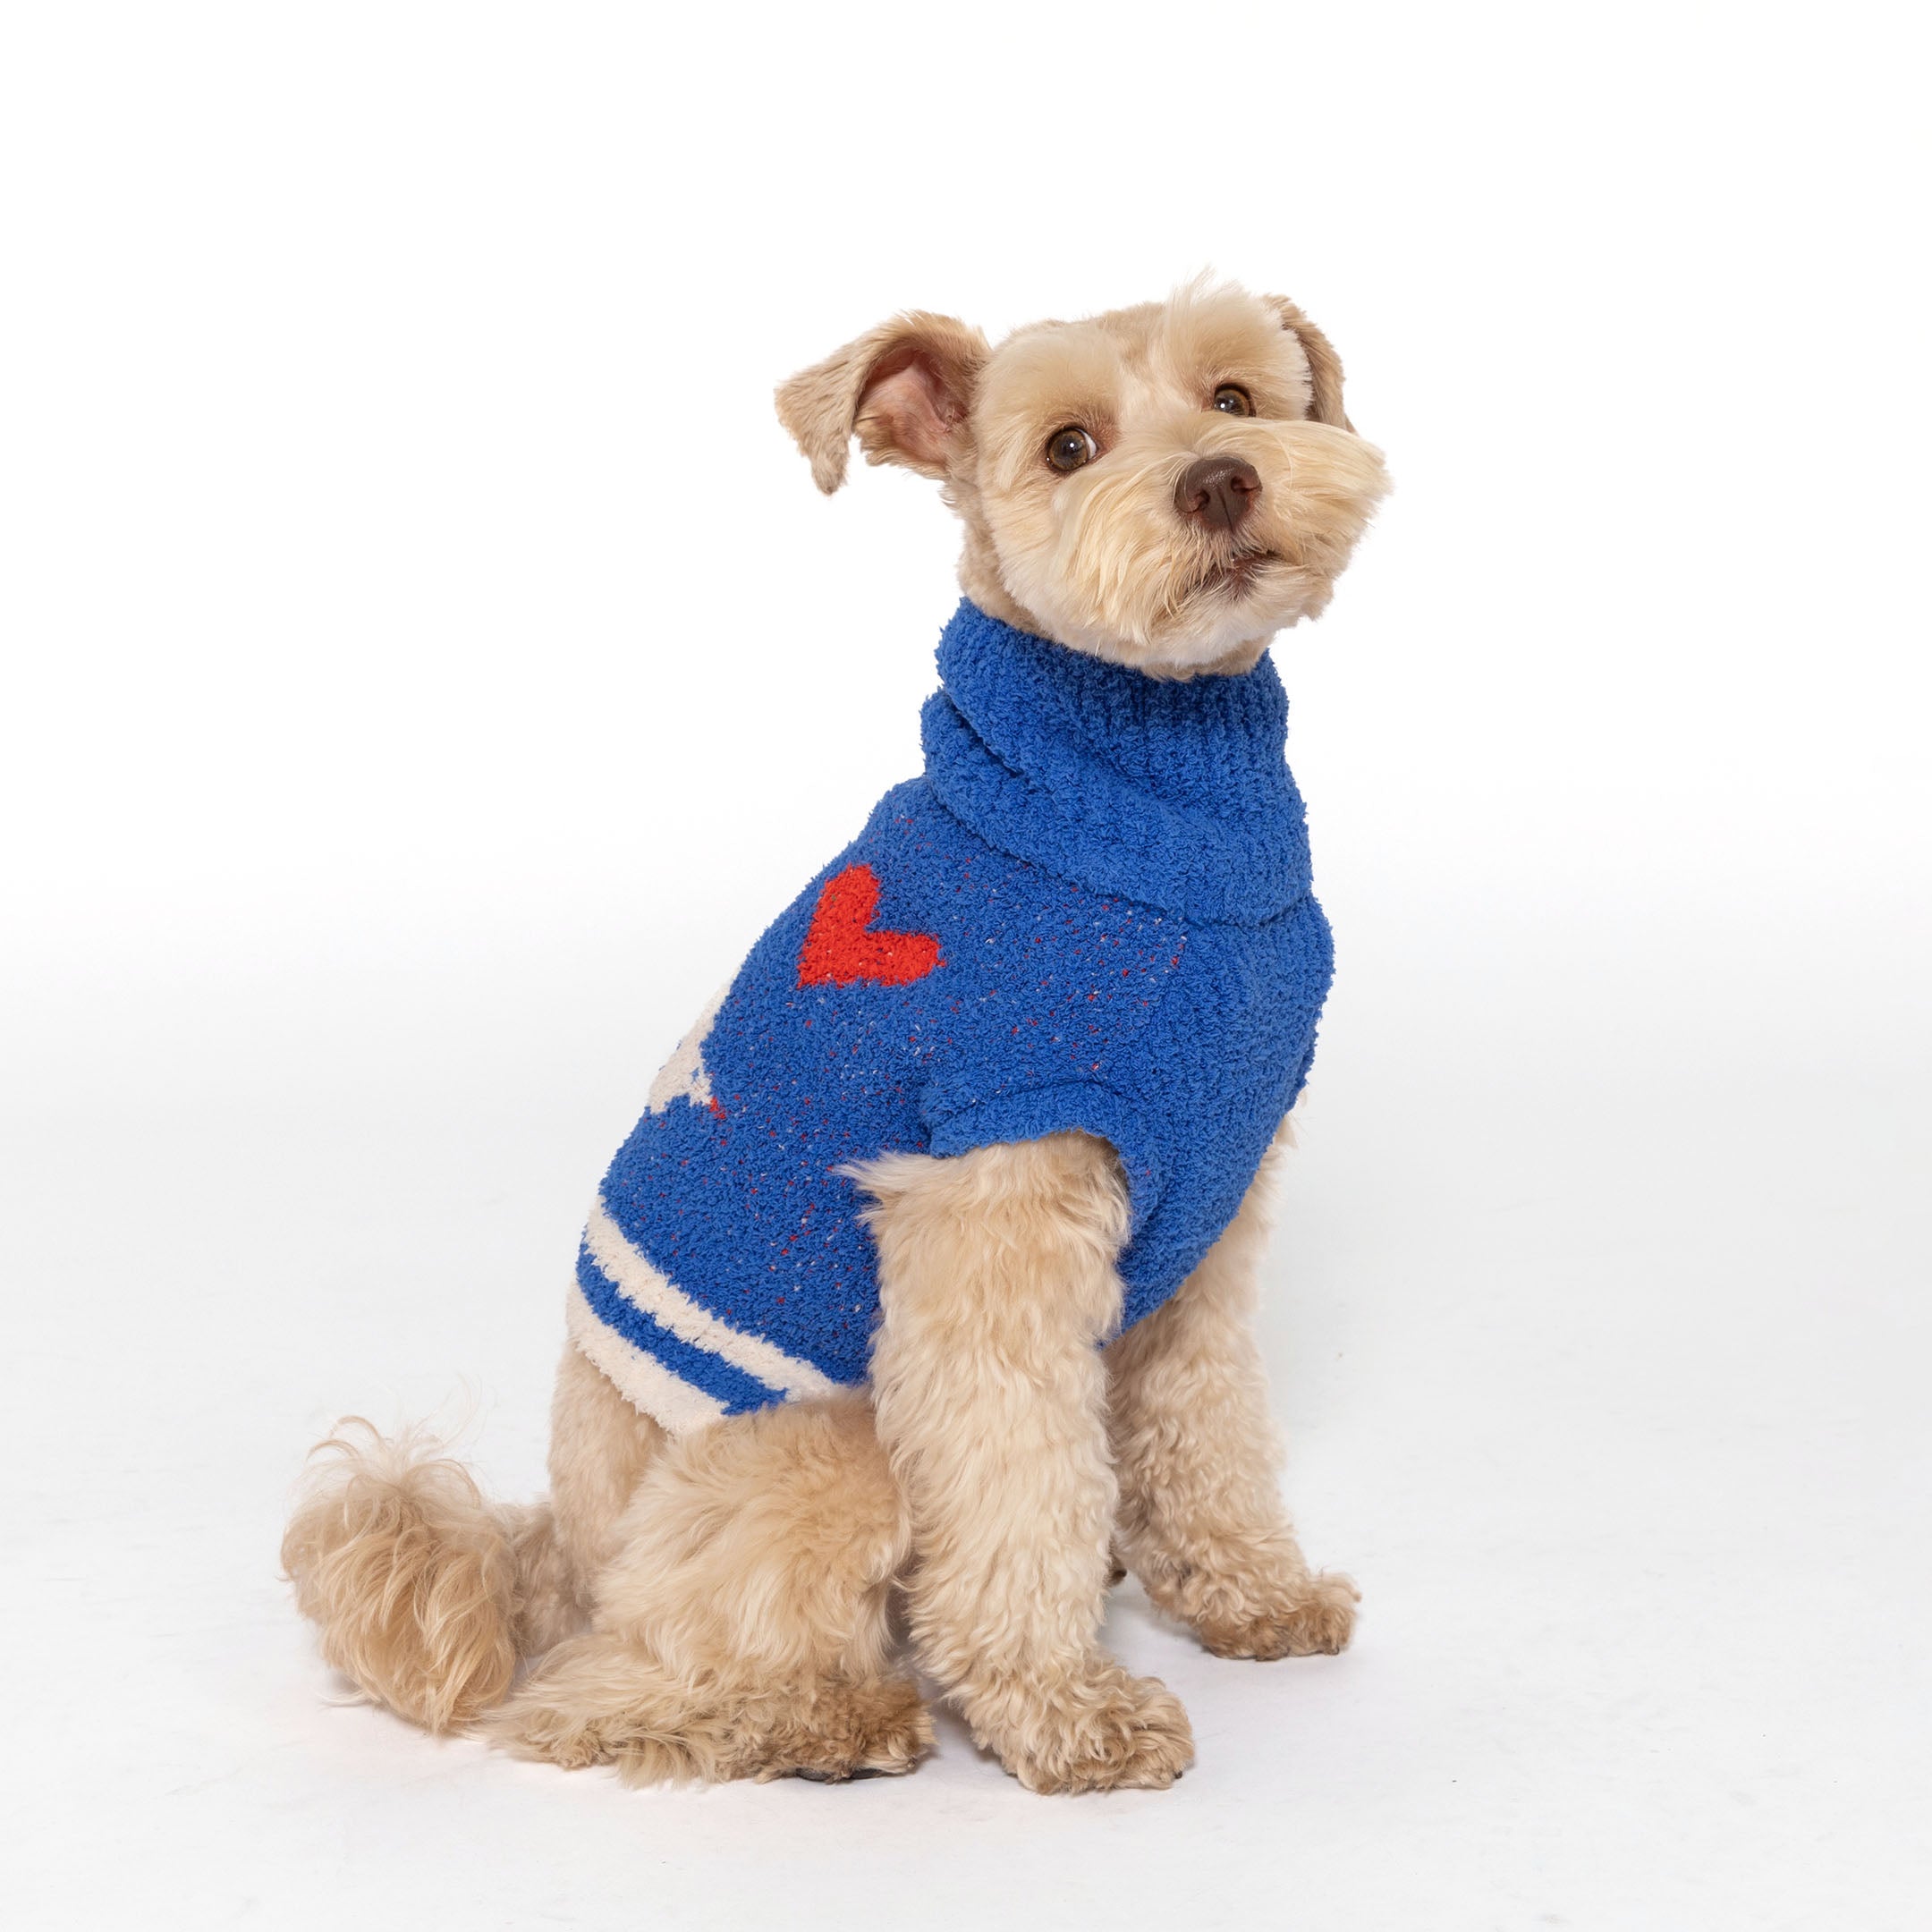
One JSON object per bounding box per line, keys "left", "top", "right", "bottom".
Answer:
{"left": 797, "top": 863, "right": 942, "bottom": 987}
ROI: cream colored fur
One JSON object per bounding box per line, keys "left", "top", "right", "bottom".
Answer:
{"left": 281, "top": 1420, "right": 522, "bottom": 1732}
{"left": 1108, "top": 1132, "right": 1360, "bottom": 1659}
{"left": 858, "top": 1132, "right": 1193, "bottom": 1791}
{"left": 778, "top": 275, "right": 1388, "bottom": 674}
{"left": 284, "top": 279, "right": 1376, "bottom": 1791}
{"left": 486, "top": 1390, "right": 928, "bottom": 1784}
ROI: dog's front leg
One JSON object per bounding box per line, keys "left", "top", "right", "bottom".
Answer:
{"left": 1105, "top": 1130, "right": 1358, "bottom": 1659}
{"left": 857, "top": 1131, "right": 1194, "bottom": 1793}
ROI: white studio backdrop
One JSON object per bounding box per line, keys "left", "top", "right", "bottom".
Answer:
{"left": 3, "top": 4, "right": 1927, "bottom": 1929}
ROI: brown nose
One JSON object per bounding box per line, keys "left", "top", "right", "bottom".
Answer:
{"left": 1174, "top": 455, "right": 1260, "bottom": 532}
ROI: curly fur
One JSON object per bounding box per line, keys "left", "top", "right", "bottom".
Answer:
{"left": 284, "top": 278, "right": 1373, "bottom": 1790}
{"left": 279, "top": 1421, "right": 525, "bottom": 1732}
{"left": 776, "top": 275, "right": 1390, "bottom": 675}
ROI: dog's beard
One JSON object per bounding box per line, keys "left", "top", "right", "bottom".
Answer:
{"left": 1182, "top": 546, "right": 1288, "bottom": 608}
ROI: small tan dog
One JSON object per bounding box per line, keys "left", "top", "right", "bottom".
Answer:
{"left": 284, "top": 279, "right": 1389, "bottom": 1793}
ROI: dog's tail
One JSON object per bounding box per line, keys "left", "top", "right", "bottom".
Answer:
{"left": 280, "top": 1419, "right": 578, "bottom": 1733}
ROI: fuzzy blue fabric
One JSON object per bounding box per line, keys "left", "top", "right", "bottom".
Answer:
{"left": 571, "top": 599, "right": 1334, "bottom": 1431}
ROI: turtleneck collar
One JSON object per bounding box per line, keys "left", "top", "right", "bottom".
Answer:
{"left": 919, "top": 600, "right": 1314, "bottom": 926}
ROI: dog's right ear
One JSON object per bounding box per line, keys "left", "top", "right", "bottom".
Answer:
{"left": 775, "top": 313, "right": 990, "bottom": 495}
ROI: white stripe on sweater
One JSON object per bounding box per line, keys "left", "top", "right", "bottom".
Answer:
{"left": 564, "top": 1279, "right": 728, "bottom": 1436}
{"left": 583, "top": 1199, "right": 841, "bottom": 1402}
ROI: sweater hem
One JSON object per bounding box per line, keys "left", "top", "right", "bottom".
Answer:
{"left": 564, "top": 1281, "right": 733, "bottom": 1436}
{"left": 568, "top": 1200, "right": 849, "bottom": 1434}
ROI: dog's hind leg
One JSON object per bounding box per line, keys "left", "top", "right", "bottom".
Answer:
{"left": 485, "top": 1392, "right": 929, "bottom": 1784}
{"left": 519, "top": 1340, "right": 668, "bottom": 1654}
{"left": 1105, "top": 1128, "right": 1359, "bottom": 1659}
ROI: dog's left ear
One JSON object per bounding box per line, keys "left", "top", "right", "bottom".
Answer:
{"left": 1260, "top": 296, "right": 1355, "bottom": 433}
{"left": 775, "top": 312, "right": 990, "bottom": 495}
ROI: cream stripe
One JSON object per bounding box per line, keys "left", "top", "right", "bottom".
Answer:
{"left": 565, "top": 1279, "right": 728, "bottom": 1436}
{"left": 583, "top": 1199, "right": 841, "bottom": 1401}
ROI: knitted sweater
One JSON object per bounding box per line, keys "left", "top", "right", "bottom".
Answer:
{"left": 568, "top": 599, "right": 1335, "bottom": 1434}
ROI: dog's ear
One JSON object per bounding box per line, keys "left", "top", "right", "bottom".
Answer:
{"left": 775, "top": 312, "right": 991, "bottom": 495}
{"left": 1260, "top": 296, "right": 1354, "bottom": 433}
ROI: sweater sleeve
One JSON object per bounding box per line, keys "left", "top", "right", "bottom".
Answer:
{"left": 920, "top": 1080, "right": 1166, "bottom": 1240}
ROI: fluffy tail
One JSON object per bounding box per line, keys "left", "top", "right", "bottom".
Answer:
{"left": 280, "top": 1419, "right": 580, "bottom": 1733}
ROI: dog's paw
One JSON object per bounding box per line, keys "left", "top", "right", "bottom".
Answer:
{"left": 974, "top": 1665, "right": 1195, "bottom": 1794}
{"left": 758, "top": 1676, "right": 935, "bottom": 1784}
{"left": 488, "top": 1654, "right": 935, "bottom": 1787}
{"left": 1194, "top": 1570, "right": 1360, "bottom": 1660}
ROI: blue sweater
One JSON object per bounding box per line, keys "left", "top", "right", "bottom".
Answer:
{"left": 567, "top": 600, "right": 1335, "bottom": 1434}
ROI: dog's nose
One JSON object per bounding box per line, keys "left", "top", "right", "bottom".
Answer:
{"left": 1174, "top": 455, "right": 1260, "bottom": 533}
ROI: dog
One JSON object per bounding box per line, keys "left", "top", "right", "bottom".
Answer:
{"left": 283, "top": 278, "right": 1390, "bottom": 1793}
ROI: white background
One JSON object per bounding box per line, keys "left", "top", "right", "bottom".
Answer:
{"left": 4, "top": 3, "right": 1927, "bottom": 1927}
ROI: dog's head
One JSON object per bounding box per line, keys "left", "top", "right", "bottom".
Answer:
{"left": 776, "top": 279, "right": 1389, "bottom": 676}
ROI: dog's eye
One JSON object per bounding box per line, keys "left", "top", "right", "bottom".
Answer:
{"left": 1211, "top": 385, "right": 1253, "bottom": 417}
{"left": 1045, "top": 427, "right": 1097, "bottom": 473}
